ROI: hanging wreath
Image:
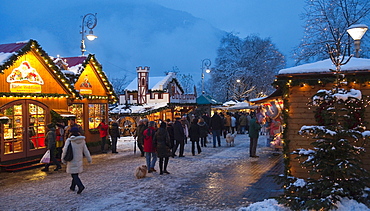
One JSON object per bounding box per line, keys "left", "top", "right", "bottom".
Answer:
{"left": 310, "top": 89, "right": 366, "bottom": 129}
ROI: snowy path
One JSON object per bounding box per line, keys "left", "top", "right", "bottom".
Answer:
{"left": 0, "top": 134, "right": 274, "bottom": 211}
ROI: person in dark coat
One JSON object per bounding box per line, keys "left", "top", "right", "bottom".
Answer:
{"left": 248, "top": 112, "right": 262, "bottom": 157}
{"left": 210, "top": 112, "right": 223, "bottom": 148}
{"left": 239, "top": 113, "right": 248, "bottom": 134}
{"left": 64, "top": 118, "right": 84, "bottom": 140}
{"left": 153, "top": 122, "right": 172, "bottom": 175}
{"left": 165, "top": 119, "right": 175, "bottom": 151}
{"left": 189, "top": 118, "right": 202, "bottom": 156}
{"left": 172, "top": 117, "right": 185, "bottom": 157}
{"left": 41, "top": 123, "right": 62, "bottom": 172}
{"left": 109, "top": 121, "right": 120, "bottom": 153}
{"left": 201, "top": 113, "right": 211, "bottom": 126}
{"left": 134, "top": 119, "right": 147, "bottom": 157}
{"left": 198, "top": 118, "right": 209, "bottom": 147}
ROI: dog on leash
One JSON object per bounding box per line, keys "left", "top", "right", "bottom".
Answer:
{"left": 135, "top": 165, "right": 148, "bottom": 179}
{"left": 225, "top": 133, "right": 236, "bottom": 146}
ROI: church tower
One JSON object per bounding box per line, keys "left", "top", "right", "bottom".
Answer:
{"left": 137, "top": 66, "right": 149, "bottom": 104}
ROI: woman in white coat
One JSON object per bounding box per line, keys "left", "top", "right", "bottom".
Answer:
{"left": 62, "top": 127, "right": 92, "bottom": 194}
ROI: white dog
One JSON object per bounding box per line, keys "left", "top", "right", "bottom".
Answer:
{"left": 135, "top": 165, "right": 148, "bottom": 179}
{"left": 225, "top": 133, "right": 236, "bottom": 146}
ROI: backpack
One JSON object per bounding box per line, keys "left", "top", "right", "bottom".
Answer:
{"left": 145, "top": 128, "right": 155, "bottom": 139}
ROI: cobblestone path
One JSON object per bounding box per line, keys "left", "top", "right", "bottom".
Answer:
{"left": 179, "top": 152, "right": 284, "bottom": 210}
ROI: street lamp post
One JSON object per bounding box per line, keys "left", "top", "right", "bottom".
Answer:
{"left": 80, "top": 13, "right": 98, "bottom": 55}
{"left": 236, "top": 79, "right": 241, "bottom": 101}
{"left": 201, "top": 59, "right": 211, "bottom": 94}
{"left": 347, "top": 24, "right": 368, "bottom": 58}
{"left": 327, "top": 24, "right": 368, "bottom": 92}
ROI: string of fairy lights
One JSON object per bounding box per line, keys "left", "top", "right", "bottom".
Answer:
{"left": 0, "top": 39, "right": 118, "bottom": 104}
{"left": 273, "top": 72, "right": 370, "bottom": 176}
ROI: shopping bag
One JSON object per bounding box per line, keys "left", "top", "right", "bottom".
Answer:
{"left": 40, "top": 150, "right": 51, "bottom": 163}
{"left": 63, "top": 142, "right": 73, "bottom": 162}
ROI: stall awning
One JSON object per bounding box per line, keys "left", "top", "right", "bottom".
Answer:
{"left": 196, "top": 94, "right": 222, "bottom": 105}
{"left": 249, "top": 88, "right": 282, "bottom": 104}
{"left": 52, "top": 109, "right": 76, "bottom": 118}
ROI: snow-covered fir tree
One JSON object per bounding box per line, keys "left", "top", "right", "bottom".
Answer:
{"left": 278, "top": 88, "right": 370, "bottom": 211}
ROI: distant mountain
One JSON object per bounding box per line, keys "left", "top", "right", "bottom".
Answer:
{"left": 0, "top": 0, "right": 225, "bottom": 83}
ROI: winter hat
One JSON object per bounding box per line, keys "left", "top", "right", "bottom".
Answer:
{"left": 47, "top": 123, "right": 55, "bottom": 129}
{"left": 160, "top": 122, "right": 167, "bottom": 128}
{"left": 70, "top": 127, "right": 80, "bottom": 136}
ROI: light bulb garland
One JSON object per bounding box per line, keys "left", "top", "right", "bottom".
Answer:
{"left": 0, "top": 92, "right": 69, "bottom": 98}
{"left": 80, "top": 54, "right": 118, "bottom": 104}
{"left": 0, "top": 40, "right": 119, "bottom": 104}
{"left": 274, "top": 72, "right": 370, "bottom": 210}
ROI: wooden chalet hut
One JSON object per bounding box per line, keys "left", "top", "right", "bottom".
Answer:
{"left": 195, "top": 94, "right": 222, "bottom": 116}
{"left": 54, "top": 54, "right": 118, "bottom": 150}
{"left": 275, "top": 57, "right": 370, "bottom": 178}
{"left": 0, "top": 40, "right": 117, "bottom": 168}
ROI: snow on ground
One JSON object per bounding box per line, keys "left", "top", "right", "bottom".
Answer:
{"left": 0, "top": 135, "right": 369, "bottom": 211}
{"left": 238, "top": 198, "right": 370, "bottom": 211}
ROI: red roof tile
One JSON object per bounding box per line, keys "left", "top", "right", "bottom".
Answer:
{"left": 62, "top": 56, "right": 87, "bottom": 67}
{"left": 0, "top": 42, "right": 28, "bottom": 53}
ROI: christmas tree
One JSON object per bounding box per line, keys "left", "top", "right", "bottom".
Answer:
{"left": 278, "top": 88, "right": 370, "bottom": 210}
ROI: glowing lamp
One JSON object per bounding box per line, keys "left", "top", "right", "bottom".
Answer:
{"left": 86, "top": 29, "right": 97, "bottom": 41}
{"left": 347, "top": 24, "right": 368, "bottom": 40}
{"left": 347, "top": 24, "right": 368, "bottom": 57}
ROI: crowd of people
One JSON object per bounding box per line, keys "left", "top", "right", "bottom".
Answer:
{"left": 39, "top": 109, "right": 282, "bottom": 194}
{"left": 129, "top": 110, "right": 275, "bottom": 174}
{"left": 40, "top": 117, "right": 91, "bottom": 194}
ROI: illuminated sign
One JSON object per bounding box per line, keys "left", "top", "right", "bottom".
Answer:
{"left": 10, "top": 83, "right": 41, "bottom": 93}
{"left": 80, "top": 75, "right": 92, "bottom": 95}
{"left": 7, "top": 61, "right": 44, "bottom": 93}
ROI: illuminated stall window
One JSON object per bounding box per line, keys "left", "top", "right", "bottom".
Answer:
{"left": 68, "top": 104, "right": 84, "bottom": 128}
{"left": 3, "top": 105, "right": 24, "bottom": 154}
{"left": 88, "top": 104, "right": 106, "bottom": 129}
{"left": 2, "top": 103, "right": 46, "bottom": 154}
{"left": 28, "top": 103, "right": 46, "bottom": 149}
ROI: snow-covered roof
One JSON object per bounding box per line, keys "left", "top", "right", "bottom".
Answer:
{"left": 217, "top": 101, "right": 256, "bottom": 110}
{"left": 223, "top": 100, "right": 238, "bottom": 106}
{"left": 0, "top": 41, "right": 29, "bottom": 66}
{"left": 279, "top": 57, "right": 370, "bottom": 75}
{"left": 125, "top": 72, "right": 176, "bottom": 91}
{"left": 0, "top": 52, "right": 14, "bottom": 65}
{"left": 110, "top": 102, "right": 168, "bottom": 114}
{"left": 56, "top": 56, "right": 87, "bottom": 75}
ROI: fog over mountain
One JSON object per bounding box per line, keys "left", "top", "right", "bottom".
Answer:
{"left": 0, "top": 0, "right": 224, "bottom": 84}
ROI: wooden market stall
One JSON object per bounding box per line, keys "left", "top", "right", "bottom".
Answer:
{"left": 54, "top": 54, "right": 118, "bottom": 150}
{"left": 275, "top": 58, "right": 370, "bottom": 178}
{"left": 0, "top": 40, "right": 117, "bottom": 167}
